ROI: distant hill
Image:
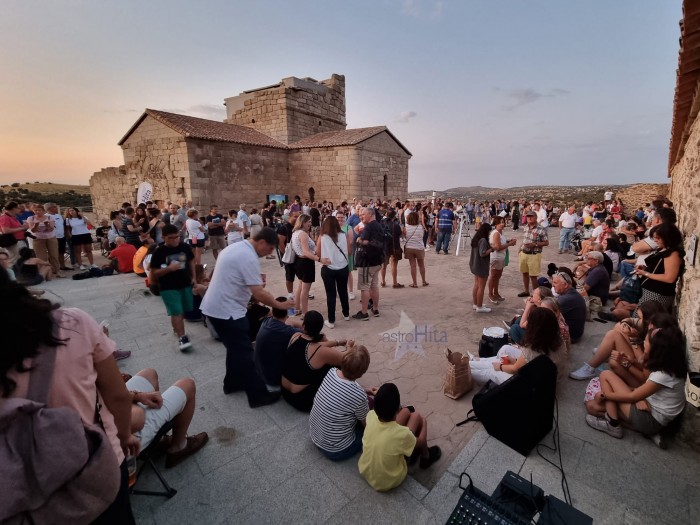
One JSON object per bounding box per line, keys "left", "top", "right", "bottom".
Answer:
{"left": 0, "top": 182, "right": 92, "bottom": 209}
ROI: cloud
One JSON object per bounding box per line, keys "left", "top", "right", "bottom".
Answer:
{"left": 395, "top": 110, "right": 417, "bottom": 123}
{"left": 501, "top": 87, "right": 570, "bottom": 111}
{"left": 401, "top": 0, "right": 444, "bottom": 19}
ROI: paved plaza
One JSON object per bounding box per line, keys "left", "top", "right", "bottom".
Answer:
{"left": 37, "top": 231, "right": 700, "bottom": 524}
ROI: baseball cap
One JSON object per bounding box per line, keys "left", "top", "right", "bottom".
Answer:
{"left": 525, "top": 210, "right": 537, "bottom": 217}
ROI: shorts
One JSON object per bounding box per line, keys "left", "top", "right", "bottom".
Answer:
{"left": 294, "top": 257, "right": 316, "bottom": 283}
{"left": 404, "top": 247, "right": 425, "bottom": 261}
{"left": 208, "top": 235, "right": 226, "bottom": 251}
{"left": 284, "top": 262, "right": 296, "bottom": 283}
{"left": 388, "top": 249, "right": 402, "bottom": 262}
{"left": 346, "top": 254, "right": 355, "bottom": 272}
{"left": 490, "top": 259, "right": 505, "bottom": 271}
{"left": 628, "top": 404, "right": 664, "bottom": 436}
{"left": 71, "top": 233, "right": 94, "bottom": 246}
{"left": 318, "top": 425, "right": 364, "bottom": 462}
{"left": 518, "top": 252, "right": 542, "bottom": 276}
{"left": 160, "top": 286, "right": 194, "bottom": 317}
{"left": 357, "top": 265, "right": 381, "bottom": 291}
{"left": 126, "top": 375, "right": 187, "bottom": 449}
{"left": 188, "top": 238, "right": 205, "bottom": 249}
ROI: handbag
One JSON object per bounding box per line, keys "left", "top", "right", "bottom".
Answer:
{"left": 281, "top": 243, "right": 296, "bottom": 264}
{"left": 0, "top": 233, "right": 18, "bottom": 247}
{"left": 504, "top": 247, "right": 510, "bottom": 267}
{"left": 443, "top": 349, "right": 473, "bottom": 399}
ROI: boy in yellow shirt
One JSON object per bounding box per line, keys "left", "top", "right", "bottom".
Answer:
{"left": 358, "top": 383, "right": 441, "bottom": 491}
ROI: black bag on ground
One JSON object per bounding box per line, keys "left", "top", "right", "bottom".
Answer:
{"left": 456, "top": 355, "right": 557, "bottom": 456}
{"left": 72, "top": 271, "right": 92, "bottom": 280}
{"left": 0, "top": 233, "right": 18, "bottom": 247}
{"left": 478, "top": 333, "right": 509, "bottom": 358}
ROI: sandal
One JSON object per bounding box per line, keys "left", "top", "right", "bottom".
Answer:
{"left": 419, "top": 445, "right": 442, "bottom": 469}
{"left": 381, "top": 282, "right": 386, "bottom": 288}
{"left": 409, "top": 284, "right": 418, "bottom": 288}
{"left": 422, "top": 282, "right": 429, "bottom": 287}
{"left": 393, "top": 283, "right": 405, "bottom": 289}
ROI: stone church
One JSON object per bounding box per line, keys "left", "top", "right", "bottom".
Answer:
{"left": 90, "top": 74, "right": 411, "bottom": 216}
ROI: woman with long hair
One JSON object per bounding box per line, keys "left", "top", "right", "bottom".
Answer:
{"left": 469, "top": 222, "right": 493, "bottom": 313}
{"left": 403, "top": 211, "right": 428, "bottom": 287}
{"left": 317, "top": 216, "right": 349, "bottom": 329}
{"left": 337, "top": 213, "right": 356, "bottom": 300}
{"left": 586, "top": 324, "right": 687, "bottom": 440}
{"left": 65, "top": 207, "right": 95, "bottom": 270}
{"left": 634, "top": 223, "right": 684, "bottom": 313}
{"left": 487, "top": 216, "right": 516, "bottom": 303}
{"left": 0, "top": 272, "right": 138, "bottom": 523}
{"left": 470, "top": 307, "right": 566, "bottom": 384}
{"left": 185, "top": 209, "right": 205, "bottom": 265}
{"left": 291, "top": 214, "right": 322, "bottom": 316}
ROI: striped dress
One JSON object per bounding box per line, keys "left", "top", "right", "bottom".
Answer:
{"left": 309, "top": 369, "right": 369, "bottom": 453}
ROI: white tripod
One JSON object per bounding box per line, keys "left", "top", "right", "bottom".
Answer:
{"left": 454, "top": 217, "right": 472, "bottom": 256}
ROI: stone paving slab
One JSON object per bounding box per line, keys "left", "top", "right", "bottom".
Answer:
{"left": 34, "top": 238, "right": 700, "bottom": 524}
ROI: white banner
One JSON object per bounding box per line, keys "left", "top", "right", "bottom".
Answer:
{"left": 136, "top": 182, "right": 153, "bottom": 204}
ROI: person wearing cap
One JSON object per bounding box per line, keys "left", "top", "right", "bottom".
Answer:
{"left": 583, "top": 251, "right": 610, "bottom": 305}
{"left": 517, "top": 211, "right": 549, "bottom": 297}
{"left": 551, "top": 271, "right": 586, "bottom": 343}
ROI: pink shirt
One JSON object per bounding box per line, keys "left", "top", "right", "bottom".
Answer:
{"left": 7, "top": 308, "right": 123, "bottom": 463}
{"left": 0, "top": 212, "right": 23, "bottom": 240}
{"left": 26, "top": 215, "right": 56, "bottom": 239}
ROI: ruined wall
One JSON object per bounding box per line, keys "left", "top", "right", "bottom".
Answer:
{"left": 616, "top": 183, "right": 669, "bottom": 213}
{"left": 355, "top": 132, "right": 410, "bottom": 201}
{"left": 226, "top": 75, "right": 346, "bottom": 144}
{"left": 90, "top": 166, "right": 130, "bottom": 218}
{"left": 669, "top": 115, "right": 700, "bottom": 451}
{"left": 186, "top": 140, "right": 289, "bottom": 210}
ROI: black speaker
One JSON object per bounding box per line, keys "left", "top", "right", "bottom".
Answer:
{"left": 458, "top": 355, "right": 557, "bottom": 456}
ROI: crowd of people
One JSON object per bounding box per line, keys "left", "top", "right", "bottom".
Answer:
{"left": 0, "top": 190, "right": 690, "bottom": 521}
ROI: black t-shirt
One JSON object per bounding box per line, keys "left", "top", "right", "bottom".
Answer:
{"left": 150, "top": 243, "right": 194, "bottom": 290}
{"left": 276, "top": 221, "right": 294, "bottom": 244}
{"left": 309, "top": 207, "right": 321, "bottom": 227}
{"left": 205, "top": 213, "right": 225, "bottom": 236}
{"left": 355, "top": 220, "right": 385, "bottom": 267}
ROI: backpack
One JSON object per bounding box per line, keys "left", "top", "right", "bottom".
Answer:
{"left": 380, "top": 218, "right": 394, "bottom": 256}
{"left": 0, "top": 346, "right": 120, "bottom": 524}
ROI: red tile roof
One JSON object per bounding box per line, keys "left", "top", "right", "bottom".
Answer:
{"left": 289, "top": 127, "right": 412, "bottom": 155}
{"left": 669, "top": 0, "right": 700, "bottom": 174}
{"left": 118, "top": 109, "right": 288, "bottom": 149}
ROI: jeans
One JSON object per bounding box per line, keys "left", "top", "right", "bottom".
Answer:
{"left": 318, "top": 425, "right": 364, "bottom": 461}
{"left": 423, "top": 229, "right": 429, "bottom": 247}
{"left": 508, "top": 316, "right": 525, "bottom": 344}
{"left": 619, "top": 260, "right": 635, "bottom": 280}
{"left": 321, "top": 266, "right": 350, "bottom": 323}
{"left": 559, "top": 227, "right": 574, "bottom": 251}
{"left": 436, "top": 230, "right": 452, "bottom": 253}
{"left": 208, "top": 315, "right": 269, "bottom": 404}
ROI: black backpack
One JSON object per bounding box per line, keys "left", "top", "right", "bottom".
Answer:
{"left": 380, "top": 218, "right": 394, "bottom": 256}
{"left": 478, "top": 332, "right": 509, "bottom": 358}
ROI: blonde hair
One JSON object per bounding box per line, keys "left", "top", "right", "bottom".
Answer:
{"left": 186, "top": 209, "right": 199, "bottom": 219}
{"left": 293, "top": 214, "right": 311, "bottom": 232}
{"left": 341, "top": 345, "right": 370, "bottom": 381}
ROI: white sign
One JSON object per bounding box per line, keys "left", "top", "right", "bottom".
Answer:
{"left": 137, "top": 182, "right": 153, "bottom": 204}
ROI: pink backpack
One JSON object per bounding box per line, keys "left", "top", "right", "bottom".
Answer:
{"left": 0, "top": 346, "right": 120, "bottom": 524}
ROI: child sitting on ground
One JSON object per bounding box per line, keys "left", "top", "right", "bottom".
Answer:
{"left": 358, "top": 382, "right": 441, "bottom": 492}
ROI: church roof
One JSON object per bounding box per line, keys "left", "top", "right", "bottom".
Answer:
{"left": 289, "top": 127, "right": 412, "bottom": 155}
{"left": 118, "top": 109, "right": 288, "bottom": 149}
{"left": 669, "top": 0, "right": 700, "bottom": 174}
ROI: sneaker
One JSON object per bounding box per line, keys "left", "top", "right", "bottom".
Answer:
{"left": 472, "top": 305, "right": 478, "bottom": 311}
{"left": 286, "top": 292, "right": 294, "bottom": 300}
{"left": 112, "top": 350, "right": 131, "bottom": 361}
{"left": 91, "top": 264, "right": 98, "bottom": 269}
{"left": 165, "top": 432, "right": 209, "bottom": 468}
{"left": 178, "top": 335, "right": 193, "bottom": 352}
{"left": 79, "top": 264, "right": 87, "bottom": 270}
{"left": 348, "top": 292, "right": 356, "bottom": 300}
{"left": 419, "top": 446, "right": 442, "bottom": 469}
{"left": 372, "top": 309, "right": 380, "bottom": 317}
{"left": 475, "top": 306, "right": 492, "bottom": 313}
{"left": 569, "top": 363, "right": 597, "bottom": 380}
{"left": 517, "top": 291, "right": 530, "bottom": 298}
{"left": 352, "top": 311, "right": 369, "bottom": 321}
{"left": 650, "top": 433, "right": 667, "bottom": 450}
{"left": 324, "top": 320, "right": 335, "bottom": 329}
{"left": 585, "top": 414, "right": 623, "bottom": 439}
{"left": 343, "top": 316, "right": 350, "bottom": 321}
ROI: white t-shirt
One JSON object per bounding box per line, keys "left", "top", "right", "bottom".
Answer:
{"left": 536, "top": 208, "right": 548, "bottom": 227}
{"left": 200, "top": 240, "right": 262, "bottom": 320}
{"left": 185, "top": 218, "right": 205, "bottom": 240}
{"left": 226, "top": 219, "right": 243, "bottom": 244}
{"left": 67, "top": 217, "right": 90, "bottom": 236}
{"left": 559, "top": 211, "right": 576, "bottom": 229}
{"left": 237, "top": 210, "right": 250, "bottom": 230}
{"left": 48, "top": 213, "right": 65, "bottom": 238}
{"left": 320, "top": 233, "right": 348, "bottom": 271}
{"left": 590, "top": 225, "right": 603, "bottom": 240}
{"left": 489, "top": 229, "right": 507, "bottom": 261}
{"left": 647, "top": 371, "right": 685, "bottom": 426}
{"left": 604, "top": 191, "right": 613, "bottom": 201}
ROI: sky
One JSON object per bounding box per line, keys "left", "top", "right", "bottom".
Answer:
{"left": 0, "top": 0, "right": 683, "bottom": 192}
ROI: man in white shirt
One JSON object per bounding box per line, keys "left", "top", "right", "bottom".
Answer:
{"left": 237, "top": 204, "right": 251, "bottom": 238}
{"left": 557, "top": 205, "right": 578, "bottom": 254}
{"left": 45, "top": 202, "right": 71, "bottom": 270}
{"left": 534, "top": 202, "right": 548, "bottom": 229}
{"left": 200, "top": 228, "right": 293, "bottom": 408}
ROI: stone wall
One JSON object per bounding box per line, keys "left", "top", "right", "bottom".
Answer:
{"left": 355, "top": 132, "right": 410, "bottom": 201}
{"left": 669, "top": 115, "right": 700, "bottom": 451}
{"left": 288, "top": 146, "right": 356, "bottom": 203}
{"left": 90, "top": 166, "right": 130, "bottom": 218}
{"left": 225, "top": 75, "right": 346, "bottom": 144}
{"left": 615, "top": 183, "right": 669, "bottom": 214}
{"left": 186, "top": 139, "right": 289, "bottom": 210}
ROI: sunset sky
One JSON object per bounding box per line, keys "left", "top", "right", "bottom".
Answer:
{"left": 0, "top": 0, "right": 682, "bottom": 191}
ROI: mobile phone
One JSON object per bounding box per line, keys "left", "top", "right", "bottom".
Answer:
{"left": 406, "top": 405, "right": 415, "bottom": 413}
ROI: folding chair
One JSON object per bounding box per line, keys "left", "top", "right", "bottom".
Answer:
{"left": 130, "top": 420, "right": 177, "bottom": 498}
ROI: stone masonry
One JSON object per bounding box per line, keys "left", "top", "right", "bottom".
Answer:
{"left": 91, "top": 74, "right": 410, "bottom": 217}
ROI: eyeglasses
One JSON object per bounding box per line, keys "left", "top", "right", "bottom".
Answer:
{"left": 554, "top": 272, "right": 571, "bottom": 284}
